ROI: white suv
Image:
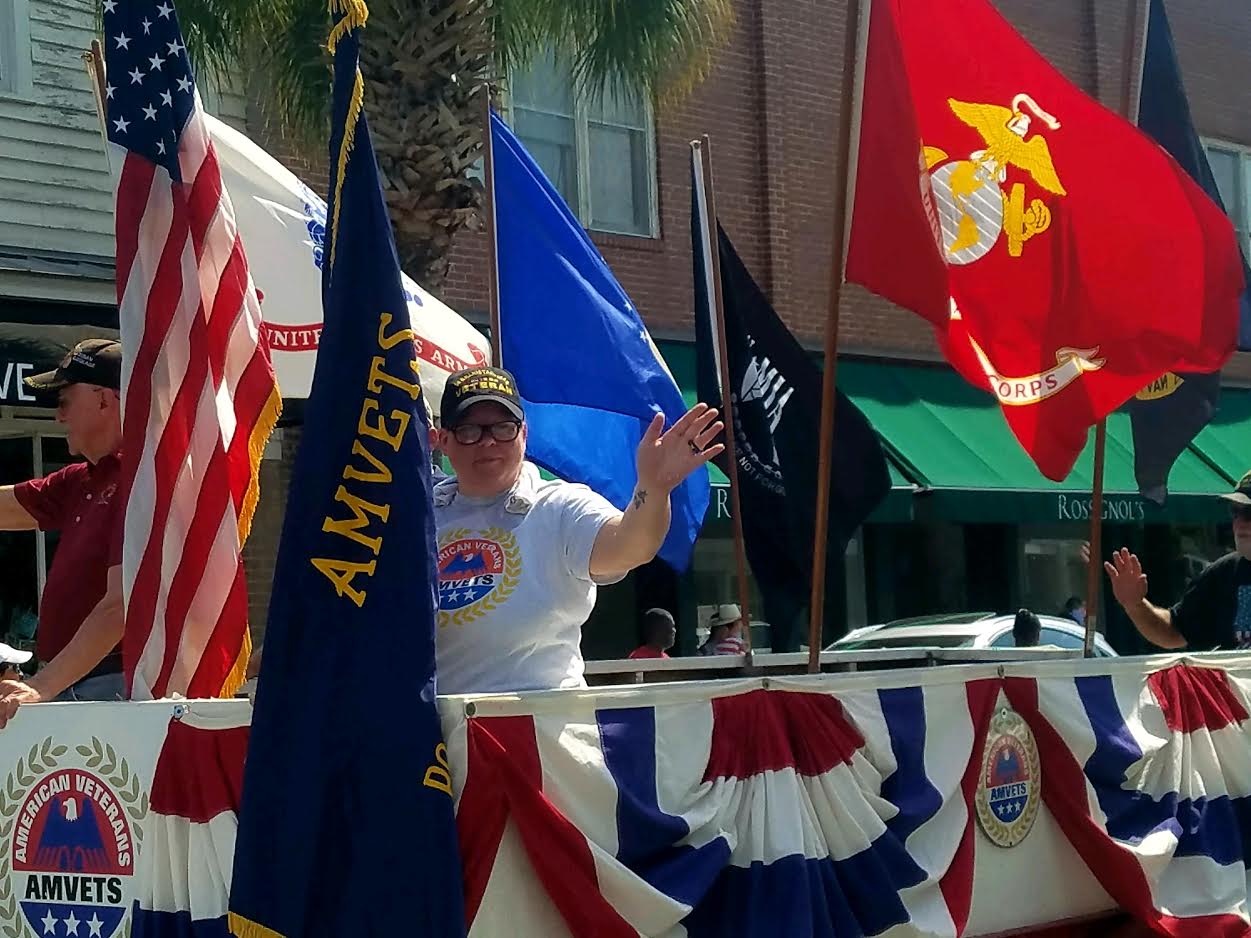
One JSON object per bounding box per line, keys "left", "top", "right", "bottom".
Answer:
{"left": 829, "top": 611, "right": 1118, "bottom": 657}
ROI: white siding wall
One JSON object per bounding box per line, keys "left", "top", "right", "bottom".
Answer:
{"left": 0, "top": 0, "right": 248, "bottom": 265}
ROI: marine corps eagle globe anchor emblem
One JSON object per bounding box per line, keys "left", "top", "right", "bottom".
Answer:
{"left": 924, "top": 94, "right": 1066, "bottom": 264}
{"left": 925, "top": 95, "right": 1104, "bottom": 404}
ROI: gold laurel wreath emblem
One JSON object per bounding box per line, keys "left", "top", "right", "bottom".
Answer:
{"left": 437, "top": 527, "right": 521, "bottom": 629}
{"left": 0, "top": 737, "right": 149, "bottom": 938}
{"left": 975, "top": 709, "right": 1042, "bottom": 849}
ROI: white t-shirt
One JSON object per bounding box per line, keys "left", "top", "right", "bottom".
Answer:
{"left": 433, "top": 463, "right": 622, "bottom": 695}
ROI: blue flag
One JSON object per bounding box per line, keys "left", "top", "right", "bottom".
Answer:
{"left": 491, "top": 111, "right": 709, "bottom": 571}
{"left": 228, "top": 5, "right": 465, "bottom": 937}
{"left": 1139, "top": 0, "right": 1251, "bottom": 351}
{"left": 1126, "top": 0, "right": 1251, "bottom": 502}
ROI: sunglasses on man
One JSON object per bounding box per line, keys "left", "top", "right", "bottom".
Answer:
{"left": 1230, "top": 504, "right": 1251, "bottom": 522}
{"left": 450, "top": 420, "right": 522, "bottom": 446}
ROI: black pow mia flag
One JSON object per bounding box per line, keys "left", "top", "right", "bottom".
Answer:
{"left": 692, "top": 158, "right": 891, "bottom": 648}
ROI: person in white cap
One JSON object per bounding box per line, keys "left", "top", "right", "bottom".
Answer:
{"left": 433, "top": 366, "right": 723, "bottom": 694}
{"left": 699, "top": 604, "right": 748, "bottom": 656}
{"left": 0, "top": 644, "right": 32, "bottom": 683}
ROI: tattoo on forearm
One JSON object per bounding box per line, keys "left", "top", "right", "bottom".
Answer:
{"left": 632, "top": 489, "right": 648, "bottom": 511}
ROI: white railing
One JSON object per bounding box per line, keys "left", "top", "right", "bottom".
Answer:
{"left": 583, "top": 645, "right": 1081, "bottom": 684}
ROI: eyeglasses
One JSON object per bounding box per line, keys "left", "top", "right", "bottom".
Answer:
{"left": 450, "top": 421, "right": 521, "bottom": 445}
{"left": 1230, "top": 504, "right": 1251, "bottom": 522}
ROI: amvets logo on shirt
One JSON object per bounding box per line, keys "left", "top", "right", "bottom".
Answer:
{"left": 437, "top": 528, "right": 520, "bottom": 627}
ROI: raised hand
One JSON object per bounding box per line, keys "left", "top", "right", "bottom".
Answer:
{"left": 635, "top": 404, "right": 725, "bottom": 497}
{"left": 1104, "top": 548, "right": 1149, "bottom": 609}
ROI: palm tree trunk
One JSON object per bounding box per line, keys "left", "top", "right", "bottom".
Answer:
{"left": 358, "top": 0, "right": 494, "bottom": 288}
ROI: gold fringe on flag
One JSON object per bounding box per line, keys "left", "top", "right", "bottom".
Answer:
{"left": 327, "top": 0, "right": 369, "bottom": 54}
{"left": 218, "top": 628, "right": 252, "bottom": 700}
{"left": 238, "top": 383, "right": 283, "bottom": 545}
{"left": 228, "top": 912, "right": 288, "bottom": 938}
{"left": 327, "top": 68, "right": 366, "bottom": 269}
{"left": 326, "top": 0, "right": 370, "bottom": 269}
{"left": 218, "top": 375, "right": 281, "bottom": 699}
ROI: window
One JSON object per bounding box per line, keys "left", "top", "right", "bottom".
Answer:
{"left": 1019, "top": 530, "right": 1087, "bottom": 616}
{"left": 0, "top": 431, "right": 71, "bottom": 653}
{"left": 1038, "top": 627, "right": 1084, "bottom": 650}
{"left": 1204, "top": 141, "right": 1251, "bottom": 258}
{"left": 0, "top": 0, "right": 31, "bottom": 95}
{"left": 509, "top": 52, "right": 659, "bottom": 238}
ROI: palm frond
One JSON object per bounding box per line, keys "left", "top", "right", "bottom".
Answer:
{"left": 173, "top": 0, "right": 330, "bottom": 144}
{"left": 254, "top": 0, "right": 335, "bottom": 144}
{"left": 496, "top": 0, "right": 735, "bottom": 107}
{"left": 176, "top": 0, "right": 731, "bottom": 142}
{"left": 171, "top": 0, "right": 732, "bottom": 287}
{"left": 170, "top": 0, "right": 265, "bottom": 92}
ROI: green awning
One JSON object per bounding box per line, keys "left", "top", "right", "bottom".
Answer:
{"left": 1191, "top": 389, "right": 1250, "bottom": 487}
{"left": 706, "top": 459, "right": 913, "bottom": 524}
{"left": 839, "top": 361, "right": 1233, "bottom": 525}
{"left": 489, "top": 334, "right": 1237, "bottom": 529}
{"left": 658, "top": 340, "right": 915, "bottom": 524}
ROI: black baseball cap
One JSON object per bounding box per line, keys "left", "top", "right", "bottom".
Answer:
{"left": 441, "top": 367, "right": 524, "bottom": 427}
{"left": 25, "top": 338, "right": 122, "bottom": 393}
{"left": 1221, "top": 469, "right": 1251, "bottom": 507}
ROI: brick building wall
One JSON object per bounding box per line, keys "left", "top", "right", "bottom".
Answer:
{"left": 240, "top": 0, "right": 1251, "bottom": 640}
{"left": 437, "top": 0, "right": 1251, "bottom": 371}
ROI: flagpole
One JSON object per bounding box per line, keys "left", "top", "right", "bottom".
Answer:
{"left": 81, "top": 41, "right": 110, "bottom": 153}
{"left": 1084, "top": 422, "right": 1108, "bottom": 656}
{"left": 480, "top": 85, "right": 503, "bottom": 368}
{"left": 692, "top": 136, "right": 754, "bottom": 660}
{"left": 807, "top": 0, "right": 864, "bottom": 674}
{"left": 1126, "top": 0, "right": 1151, "bottom": 122}
{"left": 1084, "top": 0, "right": 1149, "bottom": 658}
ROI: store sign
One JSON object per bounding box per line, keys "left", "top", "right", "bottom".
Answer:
{"left": 1056, "top": 493, "right": 1146, "bottom": 523}
{"left": 0, "top": 362, "right": 37, "bottom": 404}
{"left": 713, "top": 485, "right": 732, "bottom": 521}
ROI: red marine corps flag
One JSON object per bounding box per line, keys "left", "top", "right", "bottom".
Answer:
{"left": 845, "top": 0, "right": 1245, "bottom": 481}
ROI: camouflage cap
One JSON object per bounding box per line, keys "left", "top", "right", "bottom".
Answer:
{"left": 25, "top": 338, "right": 122, "bottom": 393}
{"left": 1221, "top": 469, "right": 1251, "bottom": 507}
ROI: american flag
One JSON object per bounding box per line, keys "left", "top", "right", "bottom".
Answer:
{"left": 103, "top": 0, "right": 280, "bottom": 699}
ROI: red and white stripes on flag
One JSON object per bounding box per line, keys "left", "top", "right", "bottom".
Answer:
{"left": 107, "top": 2, "right": 280, "bottom": 700}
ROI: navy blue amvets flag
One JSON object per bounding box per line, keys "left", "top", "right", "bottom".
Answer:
{"left": 227, "top": 2, "right": 466, "bottom": 936}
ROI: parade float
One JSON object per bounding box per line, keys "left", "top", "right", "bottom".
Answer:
{"left": 3, "top": 0, "right": 1245, "bottom": 931}
{"left": 0, "top": 651, "right": 1247, "bottom": 937}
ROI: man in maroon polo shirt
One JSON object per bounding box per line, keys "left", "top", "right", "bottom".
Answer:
{"left": 0, "top": 339, "right": 125, "bottom": 725}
